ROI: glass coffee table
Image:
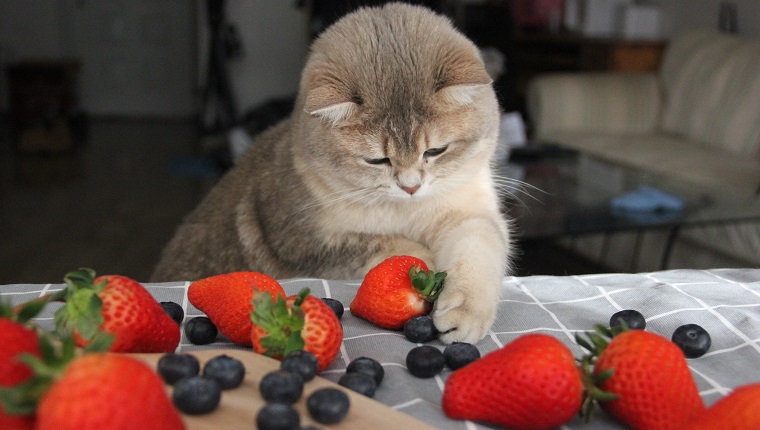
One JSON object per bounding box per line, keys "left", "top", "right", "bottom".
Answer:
{"left": 498, "top": 143, "right": 760, "bottom": 270}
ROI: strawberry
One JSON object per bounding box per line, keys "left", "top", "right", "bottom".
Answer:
{"left": 0, "top": 409, "right": 35, "bottom": 430}
{"left": 54, "top": 269, "right": 180, "bottom": 353}
{"left": 33, "top": 353, "right": 184, "bottom": 430}
{"left": 442, "top": 334, "right": 583, "bottom": 430}
{"left": 350, "top": 255, "right": 446, "bottom": 330}
{"left": 0, "top": 311, "right": 42, "bottom": 388}
{"left": 0, "top": 302, "right": 42, "bottom": 430}
{"left": 188, "top": 271, "right": 285, "bottom": 346}
{"left": 677, "top": 383, "right": 760, "bottom": 430}
{"left": 251, "top": 288, "right": 343, "bottom": 371}
{"left": 579, "top": 327, "right": 705, "bottom": 430}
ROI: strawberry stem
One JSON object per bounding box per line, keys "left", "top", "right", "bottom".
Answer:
{"left": 409, "top": 265, "right": 447, "bottom": 302}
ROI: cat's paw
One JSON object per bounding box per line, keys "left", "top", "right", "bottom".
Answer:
{"left": 431, "top": 280, "right": 498, "bottom": 344}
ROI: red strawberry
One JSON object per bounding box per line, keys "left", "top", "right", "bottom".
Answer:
{"left": 55, "top": 269, "right": 180, "bottom": 353}
{"left": 350, "top": 255, "right": 446, "bottom": 330}
{"left": 34, "top": 353, "right": 184, "bottom": 430}
{"left": 442, "top": 334, "right": 583, "bottom": 430}
{"left": 0, "top": 319, "right": 41, "bottom": 387}
{"left": 0, "top": 303, "right": 41, "bottom": 430}
{"left": 0, "top": 411, "right": 35, "bottom": 430}
{"left": 579, "top": 328, "right": 705, "bottom": 430}
{"left": 677, "top": 383, "right": 760, "bottom": 430}
{"left": 188, "top": 271, "right": 285, "bottom": 346}
{"left": 251, "top": 288, "right": 343, "bottom": 371}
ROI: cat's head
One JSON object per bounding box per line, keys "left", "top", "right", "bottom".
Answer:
{"left": 293, "top": 3, "right": 500, "bottom": 203}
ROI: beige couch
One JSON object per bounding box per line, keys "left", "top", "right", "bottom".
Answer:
{"left": 526, "top": 29, "right": 760, "bottom": 271}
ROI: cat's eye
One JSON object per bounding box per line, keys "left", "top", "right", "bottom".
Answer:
{"left": 365, "top": 157, "right": 391, "bottom": 166}
{"left": 423, "top": 145, "right": 448, "bottom": 158}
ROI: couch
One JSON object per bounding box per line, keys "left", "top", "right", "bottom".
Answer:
{"left": 526, "top": 29, "right": 760, "bottom": 271}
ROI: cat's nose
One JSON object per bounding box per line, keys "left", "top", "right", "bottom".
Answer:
{"left": 401, "top": 185, "right": 420, "bottom": 195}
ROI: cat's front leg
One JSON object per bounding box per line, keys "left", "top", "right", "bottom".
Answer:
{"left": 430, "top": 216, "right": 509, "bottom": 344}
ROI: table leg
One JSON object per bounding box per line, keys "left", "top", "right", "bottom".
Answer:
{"left": 630, "top": 230, "right": 644, "bottom": 272}
{"left": 660, "top": 226, "right": 681, "bottom": 270}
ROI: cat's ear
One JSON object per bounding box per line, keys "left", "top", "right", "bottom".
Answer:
{"left": 304, "top": 86, "right": 358, "bottom": 125}
{"left": 435, "top": 60, "right": 492, "bottom": 110}
{"left": 436, "top": 83, "right": 489, "bottom": 106}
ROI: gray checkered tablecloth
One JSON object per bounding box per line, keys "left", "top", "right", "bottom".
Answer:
{"left": 3, "top": 269, "right": 760, "bottom": 429}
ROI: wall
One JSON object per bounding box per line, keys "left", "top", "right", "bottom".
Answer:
{"left": 0, "top": 1, "right": 309, "bottom": 118}
{"left": 198, "top": 1, "right": 309, "bottom": 115}
{"left": 645, "top": 0, "right": 760, "bottom": 37}
{"left": 0, "top": 1, "right": 65, "bottom": 58}
{"left": 0, "top": 1, "right": 64, "bottom": 113}
{"left": 0, "top": 0, "right": 196, "bottom": 118}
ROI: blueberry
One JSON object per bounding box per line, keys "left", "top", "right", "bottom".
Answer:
{"left": 160, "top": 301, "right": 184, "bottom": 325}
{"left": 259, "top": 370, "right": 304, "bottom": 404}
{"left": 321, "top": 298, "right": 344, "bottom": 319}
{"left": 406, "top": 345, "right": 445, "bottom": 378}
{"left": 672, "top": 324, "right": 711, "bottom": 358}
{"left": 345, "top": 356, "right": 384, "bottom": 385}
{"left": 403, "top": 315, "right": 439, "bottom": 343}
{"left": 610, "top": 309, "right": 647, "bottom": 330}
{"left": 256, "top": 403, "right": 300, "bottom": 430}
{"left": 443, "top": 342, "right": 480, "bottom": 370}
{"left": 338, "top": 372, "right": 377, "bottom": 397}
{"left": 172, "top": 376, "right": 221, "bottom": 415}
{"left": 307, "top": 388, "right": 350, "bottom": 425}
{"left": 157, "top": 353, "right": 200, "bottom": 385}
{"left": 280, "top": 350, "right": 319, "bottom": 382}
{"left": 203, "top": 354, "right": 245, "bottom": 390}
{"left": 184, "top": 316, "right": 218, "bottom": 345}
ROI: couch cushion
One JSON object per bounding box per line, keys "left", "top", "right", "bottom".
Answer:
{"left": 660, "top": 29, "right": 760, "bottom": 157}
{"left": 540, "top": 131, "right": 760, "bottom": 197}
{"left": 527, "top": 73, "right": 661, "bottom": 136}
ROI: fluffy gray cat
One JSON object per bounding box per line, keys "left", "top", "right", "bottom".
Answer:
{"left": 152, "top": 3, "right": 511, "bottom": 343}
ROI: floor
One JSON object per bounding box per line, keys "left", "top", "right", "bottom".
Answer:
{"left": 0, "top": 118, "right": 601, "bottom": 285}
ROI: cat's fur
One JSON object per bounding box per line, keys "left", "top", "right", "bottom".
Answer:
{"left": 152, "top": 3, "right": 510, "bottom": 343}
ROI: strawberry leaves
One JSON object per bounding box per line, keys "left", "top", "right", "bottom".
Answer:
{"left": 409, "top": 265, "right": 446, "bottom": 302}
{"left": 53, "top": 268, "right": 108, "bottom": 342}
{"left": 576, "top": 324, "right": 623, "bottom": 421}
{"left": 250, "top": 289, "right": 310, "bottom": 359}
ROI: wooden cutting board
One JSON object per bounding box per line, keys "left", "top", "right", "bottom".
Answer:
{"left": 133, "top": 349, "right": 436, "bottom": 430}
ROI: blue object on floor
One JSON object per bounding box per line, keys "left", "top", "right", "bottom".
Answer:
{"left": 611, "top": 186, "right": 684, "bottom": 213}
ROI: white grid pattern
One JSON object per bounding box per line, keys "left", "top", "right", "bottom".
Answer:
{"left": 2, "top": 268, "right": 759, "bottom": 429}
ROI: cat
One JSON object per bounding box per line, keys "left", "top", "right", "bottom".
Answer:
{"left": 151, "top": 2, "right": 511, "bottom": 344}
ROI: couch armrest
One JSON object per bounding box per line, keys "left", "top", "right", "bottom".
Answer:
{"left": 527, "top": 73, "right": 662, "bottom": 139}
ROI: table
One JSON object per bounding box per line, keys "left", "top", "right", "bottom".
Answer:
{"left": 500, "top": 144, "right": 760, "bottom": 270}
{"left": 3, "top": 269, "right": 760, "bottom": 429}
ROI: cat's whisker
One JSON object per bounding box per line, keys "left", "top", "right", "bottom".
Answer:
{"left": 296, "top": 190, "right": 372, "bottom": 213}
{"left": 491, "top": 175, "right": 547, "bottom": 203}
{"left": 362, "top": 189, "right": 389, "bottom": 207}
